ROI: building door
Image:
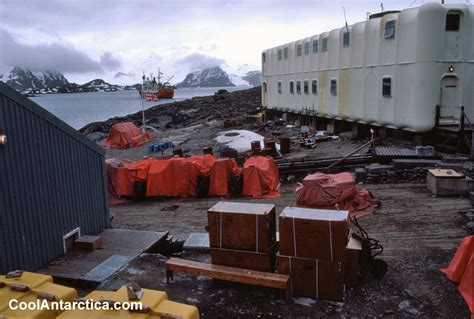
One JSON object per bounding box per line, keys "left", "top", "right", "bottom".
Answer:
{"left": 439, "top": 75, "right": 460, "bottom": 120}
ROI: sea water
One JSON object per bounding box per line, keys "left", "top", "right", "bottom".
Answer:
{"left": 29, "top": 86, "right": 249, "bottom": 129}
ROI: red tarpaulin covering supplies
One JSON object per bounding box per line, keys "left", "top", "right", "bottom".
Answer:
{"left": 106, "top": 158, "right": 131, "bottom": 205}
{"left": 242, "top": 156, "right": 280, "bottom": 198}
{"left": 208, "top": 158, "right": 239, "bottom": 196}
{"left": 102, "top": 122, "right": 151, "bottom": 149}
{"left": 441, "top": 235, "right": 474, "bottom": 314}
{"left": 107, "top": 155, "right": 278, "bottom": 201}
{"left": 106, "top": 157, "right": 155, "bottom": 201}
{"left": 146, "top": 156, "right": 216, "bottom": 197}
{"left": 296, "top": 172, "right": 379, "bottom": 219}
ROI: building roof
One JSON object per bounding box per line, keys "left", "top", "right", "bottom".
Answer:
{"left": 0, "top": 81, "right": 105, "bottom": 156}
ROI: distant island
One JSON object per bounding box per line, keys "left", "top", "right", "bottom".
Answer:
{"left": 2, "top": 66, "right": 262, "bottom": 95}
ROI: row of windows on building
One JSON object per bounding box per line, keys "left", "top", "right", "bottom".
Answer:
{"left": 263, "top": 13, "right": 460, "bottom": 64}
{"left": 266, "top": 77, "right": 393, "bottom": 97}
{"left": 271, "top": 20, "right": 396, "bottom": 62}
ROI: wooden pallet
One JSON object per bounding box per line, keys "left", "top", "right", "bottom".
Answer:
{"left": 165, "top": 257, "right": 290, "bottom": 299}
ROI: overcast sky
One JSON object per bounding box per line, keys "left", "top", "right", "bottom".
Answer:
{"left": 0, "top": 0, "right": 444, "bottom": 84}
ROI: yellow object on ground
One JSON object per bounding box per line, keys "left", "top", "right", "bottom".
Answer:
{"left": 0, "top": 271, "right": 77, "bottom": 318}
{"left": 1, "top": 271, "right": 199, "bottom": 319}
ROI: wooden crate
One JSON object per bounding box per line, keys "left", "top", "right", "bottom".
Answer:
{"left": 208, "top": 202, "right": 276, "bottom": 253}
{"left": 211, "top": 248, "right": 276, "bottom": 273}
{"left": 279, "top": 207, "right": 348, "bottom": 261}
{"left": 345, "top": 236, "right": 362, "bottom": 288}
{"left": 277, "top": 255, "right": 345, "bottom": 301}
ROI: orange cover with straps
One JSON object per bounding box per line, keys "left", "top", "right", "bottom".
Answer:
{"left": 208, "top": 158, "right": 239, "bottom": 196}
{"left": 241, "top": 156, "right": 280, "bottom": 198}
{"left": 102, "top": 122, "right": 151, "bottom": 149}
{"left": 296, "top": 172, "right": 379, "bottom": 219}
{"left": 441, "top": 235, "right": 474, "bottom": 314}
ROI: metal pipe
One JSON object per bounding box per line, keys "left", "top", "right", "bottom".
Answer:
{"left": 325, "top": 138, "right": 376, "bottom": 171}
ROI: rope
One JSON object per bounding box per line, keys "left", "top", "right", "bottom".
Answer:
{"left": 350, "top": 217, "right": 384, "bottom": 257}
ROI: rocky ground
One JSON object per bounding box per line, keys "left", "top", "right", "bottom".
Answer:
{"left": 80, "top": 87, "right": 473, "bottom": 318}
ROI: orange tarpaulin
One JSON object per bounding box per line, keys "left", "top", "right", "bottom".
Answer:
{"left": 106, "top": 157, "right": 155, "bottom": 198}
{"left": 441, "top": 235, "right": 474, "bottom": 314}
{"left": 296, "top": 172, "right": 379, "bottom": 219}
{"left": 208, "top": 158, "right": 239, "bottom": 196}
{"left": 242, "top": 156, "right": 280, "bottom": 198}
{"left": 146, "top": 157, "right": 213, "bottom": 197}
{"left": 184, "top": 155, "right": 216, "bottom": 196}
{"left": 106, "top": 158, "right": 132, "bottom": 205}
{"left": 102, "top": 122, "right": 151, "bottom": 149}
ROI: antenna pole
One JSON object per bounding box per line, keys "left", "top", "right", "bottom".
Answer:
{"left": 343, "top": 6, "right": 349, "bottom": 30}
{"left": 141, "top": 70, "right": 146, "bottom": 130}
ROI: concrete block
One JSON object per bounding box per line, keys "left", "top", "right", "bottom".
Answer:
{"left": 427, "top": 173, "right": 474, "bottom": 197}
{"left": 183, "top": 233, "right": 210, "bottom": 252}
{"left": 75, "top": 235, "right": 102, "bottom": 251}
{"left": 416, "top": 146, "right": 435, "bottom": 157}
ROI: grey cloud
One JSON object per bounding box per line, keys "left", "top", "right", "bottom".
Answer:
{"left": 100, "top": 52, "right": 121, "bottom": 71}
{"left": 174, "top": 53, "right": 225, "bottom": 72}
{"left": 0, "top": 29, "right": 103, "bottom": 73}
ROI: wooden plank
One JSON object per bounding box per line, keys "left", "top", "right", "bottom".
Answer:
{"left": 165, "top": 258, "right": 289, "bottom": 290}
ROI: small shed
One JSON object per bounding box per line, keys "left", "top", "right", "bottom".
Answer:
{"left": 0, "top": 82, "right": 110, "bottom": 273}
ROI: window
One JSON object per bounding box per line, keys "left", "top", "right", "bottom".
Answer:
{"left": 263, "top": 82, "right": 267, "bottom": 93}
{"left": 382, "top": 77, "right": 392, "bottom": 97}
{"left": 284, "top": 47, "right": 288, "bottom": 59}
{"left": 290, "top": 81, "right": 294, "bottom": 94}
{"left": 304, "top": 42, "right": 310, "bottom": 55}
{"left": 384, "top": 20, "right": 396, "bottom": 38}
{"left": 312, "top": 80, "right": 318, "bottom": 95}
{"left": 278, "top": 81, "right": 282, "bottom": 94}
{"left": 312, "top": 40, "right": 319, "bottom": 53}
{"left": 330, "top": 79, "right": 337, "bottom": 95}
{"left": 262, "top": 53, "right": 266, "bottom": 63}
{"left": 296, "top": 80, "right": 301, "bottom": 94}
{"left": 304, "top": 80, "right": 309, "bottom": 94}
{"left": 278, "top": 49, "right": 282, "bottom": 60}
{"left": 446, "top": 13, "right": 460, "bottom": 31}
{"left": 343, "top": 31, "right": 350, "bottom": 47}
{"left": 296, "top": 44, "right": 302, "bottom": 56}
{"left": 321, "top": 37, "right": 328, "bottom": 51}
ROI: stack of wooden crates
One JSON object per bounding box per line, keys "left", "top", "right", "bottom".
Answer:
{"left": 277, "top": 207, "right": 350, "bottom": 301}
{"left": 207, "top": 202, "right": 277, "bottom": 272}
{"left": 207, "top": 202, "right": 362, "bottom": 301}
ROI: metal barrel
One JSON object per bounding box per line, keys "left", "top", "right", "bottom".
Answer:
{"left": 173, "top": 146, "right": 184, "bottom": 157}
{"left": 203, "top": 146, "right": 213, "bottom": 155}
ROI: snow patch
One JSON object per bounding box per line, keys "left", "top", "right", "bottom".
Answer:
{"left": 215, "top": 130, "right": 279, "bottom": 153}
{"left": 293, "top": 297, "right": 316, "bottom": 306}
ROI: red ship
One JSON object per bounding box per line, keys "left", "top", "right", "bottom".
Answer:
{"left": 139, "top": 70, "right": 174, "bottom": 101}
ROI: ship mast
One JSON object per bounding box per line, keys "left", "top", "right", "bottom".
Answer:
{"left": 140, "top": 69, "right": 159, "bottom": 135}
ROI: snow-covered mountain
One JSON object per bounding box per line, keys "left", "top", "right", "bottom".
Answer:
{"left": 225, "top": 64, "right": 261, "bottom": 87}
{"left": 5, "top": 66, "right": 69, "bottom": 93}
{"left": 176, "top": 66, "right": 235, "bottom": 88}
{"left": 242, "top": 71, "right": 262, "bottom": 87}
